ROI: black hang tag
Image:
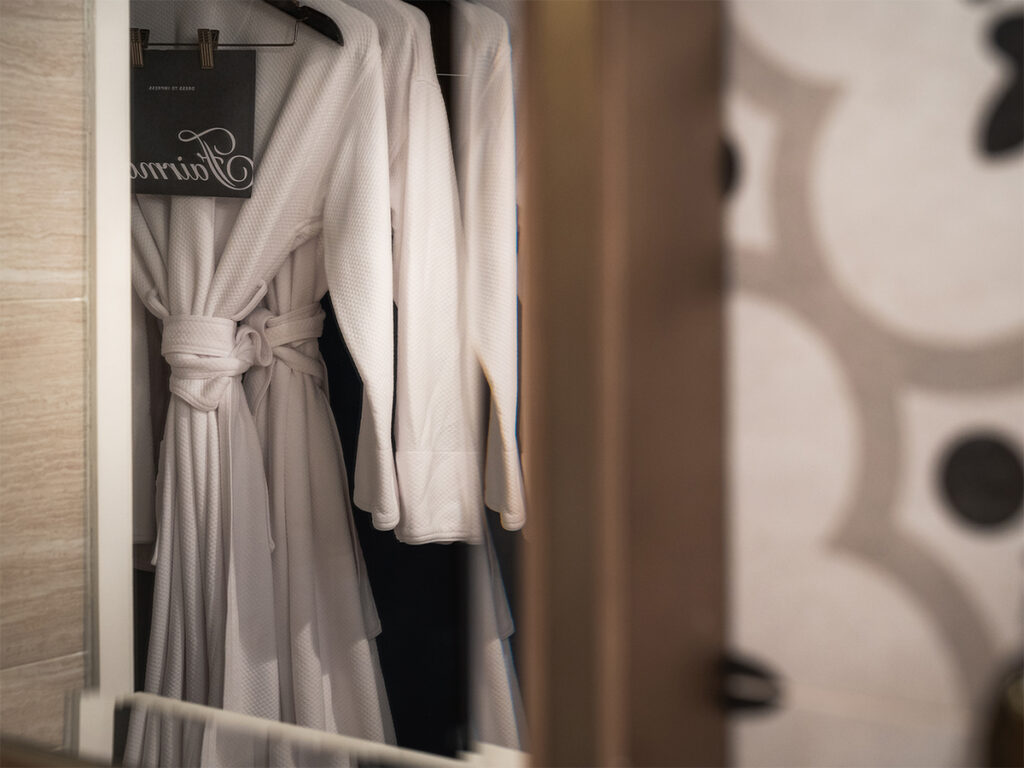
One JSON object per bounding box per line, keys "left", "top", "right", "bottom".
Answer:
{"left": 131, "top": 50, "right": 256, "bottom": 198}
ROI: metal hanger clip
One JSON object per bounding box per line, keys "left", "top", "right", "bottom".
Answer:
{"left": 198, "top": 28, "right": 219, "bottom": 69}
{"left": 130, "top": 27, "right": 150, "bottom": 69}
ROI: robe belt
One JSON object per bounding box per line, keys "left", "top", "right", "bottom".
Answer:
{"left": 153, "top": 314, "right": 278, "bottom": 579}
{"left": 161, "top": 314, "right": 272, "bottom": 411}
{"left": 241, "top": 303, "right": 328, "bottom": 416}
{"left": 243, "top": 303, "right": 326, "bottom": 379}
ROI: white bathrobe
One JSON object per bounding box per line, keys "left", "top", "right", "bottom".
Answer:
{"left": 125, "top": 1, "right": 396, "bottom": 763}
{"left": 334, "top": 0, "right": 526, "bottom": 748}
{"left": 454, "top": 0, "right": 526, "bottom": 533}
{"left": 342, "top": 0, "right": 485, "bottom": 544}
{"left": 454, "top": 1, "right": 527, "bottom": 749}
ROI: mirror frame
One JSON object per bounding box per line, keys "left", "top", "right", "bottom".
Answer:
{"left": 76, "top": 0, "right": 134, "bottom": 759}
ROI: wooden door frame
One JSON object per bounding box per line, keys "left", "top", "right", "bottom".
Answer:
{"left": 520, "top": 3, "right": 725, "bottom": 765}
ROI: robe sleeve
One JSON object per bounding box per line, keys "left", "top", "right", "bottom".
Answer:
{"left": 392, "top": 77, "right": 484, "bottom": 542}
{"left": 322, "top": 54, "right": 401, "bottom": 530}
{"left": 131, "top": 289, "right": 156, "bottom": 560}
{"left": 466, "top": 31, "right": 526, "bottom": 530}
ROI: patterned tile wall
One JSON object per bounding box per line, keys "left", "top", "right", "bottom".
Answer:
{"left": 725, "top": 2, "right": 1023, "bottom": 766}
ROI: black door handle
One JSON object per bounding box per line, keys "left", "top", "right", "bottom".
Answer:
{"left": 720, "top": 651, "right": 784, "bottom": 713}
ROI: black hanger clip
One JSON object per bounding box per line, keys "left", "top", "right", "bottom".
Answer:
{"left": 130, "top": 27, "right": 150, "bottom": 68}
{"left": 198, "top": 28, "right": 219, "bottom": 69}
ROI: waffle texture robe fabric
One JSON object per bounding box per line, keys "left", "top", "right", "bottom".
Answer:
{"left": 469, "top": 525, "right": 527, "bottom": 750}
{"left": 237, "top": 0, "right": 395, "bottom": 746}
{"left": 453, "top": 1, "right": 526, "bottom": 532}
{"left": 332, "top": 0, "right": 525, "bottom": 748}
{"left": 475, "top": 0, "right": 526, "bottom": 308}
{"left": 342, "top": 0, "right": 485, "bottom": 544}
{"left": 125, "top": 1, "right": 397, "bottom": 764}
{"left": 474, "top": 0, "right": 523, "bottom": 180}
{"left": 242, "top": 237, "right": 393, "bottom": 748}
{"left": 132, "top": 290, "right": 159, "bottom": 561}
{"left": 451, "top": 3, "right": 526, "bottom": 748}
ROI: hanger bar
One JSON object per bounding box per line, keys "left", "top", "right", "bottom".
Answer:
{"left": 133, "top": 22, "right": 300, "bottom": 52}
{"left": 130, "top": 20, "right": 305, "bottom": 69}
{"left": 129, "top": 0, "right": 343, "bottom": 68}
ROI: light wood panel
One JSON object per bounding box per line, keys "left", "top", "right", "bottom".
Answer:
{"left": 0, "top": 0, "right": 90, "bottom": 747}
{"left": 0, "top": 0, "right": 88, "bottom": 300}
{"left": 0, "top": 300, "right": 88, "bottom": 669}
{"left": 521, "top": 3, "right": 724, "bottom": 765}
{"left": 0, "top": 652, "right": 85, "bottom": 748}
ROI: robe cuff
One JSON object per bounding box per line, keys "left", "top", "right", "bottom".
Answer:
{"left": 353, "top": 448, "right": 401, "bottom": 531}
{"left": 485, "top": 448, "right": 526, "bottom": 532}
{"left": 394, "top": 450, "right": 485, "bottom": 543}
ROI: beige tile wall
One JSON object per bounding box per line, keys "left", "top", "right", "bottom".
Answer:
{"left": 0, "top": 0, "right": 90, "bottom": 748}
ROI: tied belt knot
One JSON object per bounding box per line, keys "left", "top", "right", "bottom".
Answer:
{"left": 153, "top": 312, "right": 284, "bottom": 569}
{"left": 161, "top": 314, "right": 273, "bottom": 411}
{"left": 242, "top": 303, "right": 327, "bottom": 414}
{"left": 160, "top": 305, "right": 326, "bottom": 414}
